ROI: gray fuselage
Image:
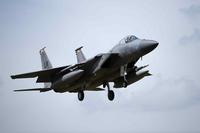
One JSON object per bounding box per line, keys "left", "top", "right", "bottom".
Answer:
{"left": 52, "top": 36, "right": 158, "bottom": 93}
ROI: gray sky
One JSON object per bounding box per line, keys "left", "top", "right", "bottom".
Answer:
{"left": 0, "top": 0, "right": 200, "bottom": 133}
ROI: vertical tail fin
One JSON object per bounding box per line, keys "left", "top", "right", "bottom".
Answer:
{"left": 40, "top": 47, "right": 53, "bottom": 70}
{"left": 39, "top": 47, "right": 52, "bottom": 88}
{"left": 75, "top": 46, "right": 86, "bottom": 63}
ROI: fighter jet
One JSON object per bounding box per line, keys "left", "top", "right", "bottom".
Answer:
{"left": 11, "top": 35, "right": 158, "bottom": 101}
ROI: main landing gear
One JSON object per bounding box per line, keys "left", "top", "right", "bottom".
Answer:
{"left": 77, "top": 83, "right": 115, "bottom": 101}
{"left": 104, "top": 82, "right": 115, "bottom": 101}
{"left": 78, "top": 91, "right": 84, "bottom": 101}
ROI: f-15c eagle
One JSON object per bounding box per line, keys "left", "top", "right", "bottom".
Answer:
{"left": 11, "top": 35, "right": 158, "bottom": 101}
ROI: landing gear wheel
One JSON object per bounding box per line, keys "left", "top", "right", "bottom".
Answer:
{"left": 78, "top": 91, "right": 84, "bottom": 101}
{"left": 108, "top": 90, "right": 115, "bottom": 101}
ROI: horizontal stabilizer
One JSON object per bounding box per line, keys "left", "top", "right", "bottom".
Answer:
{"left": 14, "top": 88, "right": 51, "bottom": 92}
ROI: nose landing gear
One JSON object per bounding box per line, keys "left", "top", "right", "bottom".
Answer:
{"left": 120, "top": 65, "right": 128, "bottom": 88}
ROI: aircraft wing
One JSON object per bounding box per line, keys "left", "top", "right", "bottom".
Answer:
{"left": 11, "top": 53, "right": 119, "bottom": 82}
{"left": 10, "top": 62, "right": 87, "bottom": 82}
{"left": 11, "top": 66, "right": 70, "bottom": 80}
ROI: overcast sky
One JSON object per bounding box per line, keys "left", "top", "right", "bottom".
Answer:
{"left": 1, "top": 0, "right": 200, "bottom": 133}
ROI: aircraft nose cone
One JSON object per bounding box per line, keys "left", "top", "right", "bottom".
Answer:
{"left": 140, "top": 39, "right": 159, "bottom": 55}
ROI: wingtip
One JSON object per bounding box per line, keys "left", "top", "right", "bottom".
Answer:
{"left": 11, "top": 75, "right": 16, "bottom": 79}
{"left": 13, "top": 89, "right": 21, "bottom": 92}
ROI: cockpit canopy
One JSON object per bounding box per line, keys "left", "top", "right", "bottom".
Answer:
{"left": 119, "top": 35, "right": 138, "bottom": 44}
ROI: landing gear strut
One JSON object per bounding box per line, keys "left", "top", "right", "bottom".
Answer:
{"left": 123, "top": 77, "right": 128, "bottom": 88}
{"left": 105, "top": 82, "right": 115, "bottom": 101}
{"left": 120, "top": 65, "right": 128, "bottom": 88}
{"left": 78, "top": 91, "right": 84, "bottom": 101}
